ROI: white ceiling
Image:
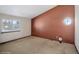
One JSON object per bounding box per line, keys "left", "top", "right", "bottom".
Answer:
{"left": 0, "top": 5, "right": 56, "bottom": 19}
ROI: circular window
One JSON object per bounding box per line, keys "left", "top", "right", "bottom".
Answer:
{"left": 63, "top": 17, "right": 72, "bottom": 26}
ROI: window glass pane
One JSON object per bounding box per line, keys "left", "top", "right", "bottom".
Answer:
{"left": 1, "top": 19, "right": 20, "bottom": 33}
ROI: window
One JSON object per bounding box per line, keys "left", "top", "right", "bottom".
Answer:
{"left": 1, "top": 19, "right": 20, "bottom": 33}
{"left": 63, "top": 17, "right": 72, "bottom": 26}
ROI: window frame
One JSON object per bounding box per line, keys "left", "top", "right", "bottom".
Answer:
{"left": 1, "top": 19, "right": 20, "bottom": 33}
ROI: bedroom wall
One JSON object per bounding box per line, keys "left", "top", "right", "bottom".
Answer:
{"left": 32, "top": 5, "right": 75, "bottom": 44}
{"left": 0, "top": 20, "right": 1, "bottom": 42}
{"left": 0, "top": 13, "right": 31, "bottom": 43}
{"left": 75, "top": 5, "right": 79, "bottom": 52}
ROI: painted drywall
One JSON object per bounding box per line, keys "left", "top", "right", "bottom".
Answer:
{"left": 0, "top": 13, "right": 31, "bottom": 43}
{"left": 75, "top": 6, "right": 79, "bottom": 52}
{"left": 32, "top": 5, "right": 74, "bottom": 44}
{"left": 0, "top": 20, "right": 1, "bottom": 42}
{"left": 0, "top": 5, "right": 56, "bottom": 19}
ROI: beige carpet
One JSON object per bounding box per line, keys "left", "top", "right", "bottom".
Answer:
{"left": 0, "top": 36, "right": 77, "bottom": 54}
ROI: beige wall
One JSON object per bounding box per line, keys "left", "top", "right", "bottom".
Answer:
{"left": 0, "top": 13, "right": 31, "bottom": 43}
{"left": 75, "top": 6, "right": 79, "bottom": 52}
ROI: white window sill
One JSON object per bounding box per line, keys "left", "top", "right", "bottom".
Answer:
{"left": 1, "top": 29, "right": 20, "bottom": 33}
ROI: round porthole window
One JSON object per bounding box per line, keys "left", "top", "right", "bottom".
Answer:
{"left": 63, "top": 17, "right": 72, "bottom": 26}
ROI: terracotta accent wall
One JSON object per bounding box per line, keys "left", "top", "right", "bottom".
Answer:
{"left": 32, "top": 5, "right": 75, "bottom": 44}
